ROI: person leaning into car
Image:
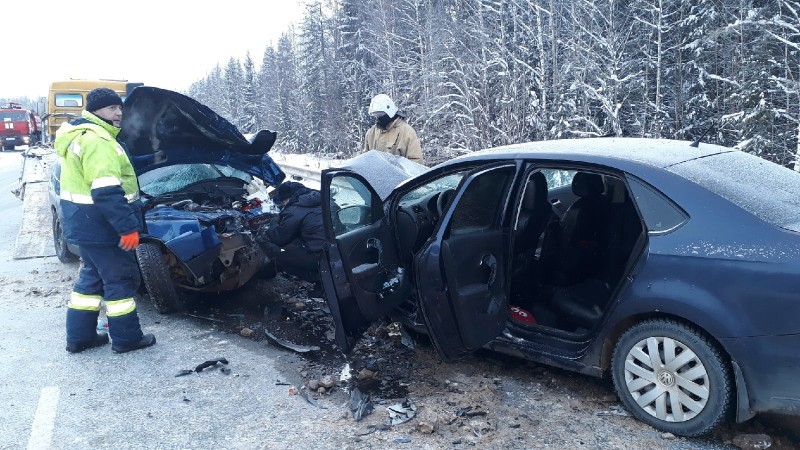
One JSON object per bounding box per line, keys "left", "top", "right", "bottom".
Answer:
{"left": 263, "top": 181, "right": 326, "bottom": 283}
{"left": 54, "top": 87, "right": 156, "bottom": 354}
{"left": 363, "top": 93, "right": 423, "bottom": 164}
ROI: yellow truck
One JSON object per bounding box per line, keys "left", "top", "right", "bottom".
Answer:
{"left": 45, "top": 79, "right": 143, "bottom": 141}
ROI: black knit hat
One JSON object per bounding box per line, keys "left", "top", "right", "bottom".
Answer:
{"left": 86, "top": 88, "right": 123, "bottom": 112}
{"left": 274, "top": 181, "right": 306, "bottom": 203}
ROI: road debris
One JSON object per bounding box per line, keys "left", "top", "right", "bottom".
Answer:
{"left": 264, "top": 329, "right": 320, "bottom": 353}
{"left": 349, "top": 387, "right": 374, "bottom": 420}
{"left": 387, "top": 399, "right": 417, "bottom": 425}
{"left": 174, "top": 357, "right": 229, "bottom": 376}
{"left": 195, "top": 357, "right": 229, "bottom": 373}
{"left": 455, "top": 406, "right": 487, "bottom": 418}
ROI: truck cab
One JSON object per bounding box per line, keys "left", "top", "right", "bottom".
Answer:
{"left": 0, "top": 102, "right": 42, "bottom": 151}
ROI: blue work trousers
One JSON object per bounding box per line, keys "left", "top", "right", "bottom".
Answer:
{"left": 66, "top": 245, "right": 144, "bottom": 348}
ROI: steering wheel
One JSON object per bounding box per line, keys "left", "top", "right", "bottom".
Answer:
{"left": 436, "top": 189, "right": 456, "bottom": 218}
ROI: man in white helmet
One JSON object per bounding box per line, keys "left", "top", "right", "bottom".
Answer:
{"left": 363, "top": 93, "right": 423, "bottom": 164}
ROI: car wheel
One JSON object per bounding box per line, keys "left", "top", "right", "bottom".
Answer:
{"left": 52, "top": 210, "right": 78, "bottom": 263}
{"left": 136, "top": 242, "right": 182, "bottom": 314}
{"left": 611, "top": 319, "right": 732, "bottom": 437}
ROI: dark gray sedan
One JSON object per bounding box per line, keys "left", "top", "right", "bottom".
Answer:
{"left": 318, "top": 139, "right": 800, "bottom": 437}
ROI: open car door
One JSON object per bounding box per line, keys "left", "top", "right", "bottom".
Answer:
{"left": 320, "top": 169, "right": 411, "bottom": 353}
{"left": 415, "top": 164, "right": 517, "bottom": 361}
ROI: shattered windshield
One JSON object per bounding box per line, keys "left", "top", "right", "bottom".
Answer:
{"left": 138, "top": 163, "right": 251, "bottom": 196}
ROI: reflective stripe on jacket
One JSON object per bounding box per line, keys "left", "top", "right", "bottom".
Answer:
{"left": 54, "top": 111, "right": 142, "bottom": 246}
{"left": 363, "top": 117, "right": 423, "bottom": 164}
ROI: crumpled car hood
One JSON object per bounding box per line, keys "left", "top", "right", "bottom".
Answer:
{"left": 118, "top": 86, "right": 285, "bottom": 186}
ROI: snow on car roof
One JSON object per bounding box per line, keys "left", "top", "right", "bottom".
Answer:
{"left": 446, "top": 138, "right": 731, "bottom": 169}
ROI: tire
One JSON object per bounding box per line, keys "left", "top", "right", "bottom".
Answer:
{"left": 611, "top": 319, "right": 732, "bottom": 437}
{"left": 52, "top": 210, "right": 79, "bottom": 263}
{"left": 136, "top": 242, "right": 182, "bottom": 314}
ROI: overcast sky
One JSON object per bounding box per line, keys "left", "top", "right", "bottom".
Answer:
{"left": 1, "top": 0, "right": 305, "bottom": 99}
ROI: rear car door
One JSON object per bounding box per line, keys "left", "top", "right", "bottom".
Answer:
{"left": 415, "top": 164, "right": 518, "bottom": 360}
{"left": 320, "top": 169, "right": 410, "bottom": 353}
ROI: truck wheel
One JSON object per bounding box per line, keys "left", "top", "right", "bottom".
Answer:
{"left": 52, "top": 210, "right": 79, "bottom": 263}
{"left": 3, "top": 144, "right": 14, "bottom": 151}
{"left": 136, "top": 242, "right": 182, "bottom": 314}
{"left": 611, "top": 319, "right": 733, "bottom": 437}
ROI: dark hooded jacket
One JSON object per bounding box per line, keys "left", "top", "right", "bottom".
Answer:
{"left": 266, "top": 187, "right": 325, "bottom": 253}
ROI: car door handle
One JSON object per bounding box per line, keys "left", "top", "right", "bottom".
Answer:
{"left": 480, "top": 254, "right": 497, "bottom": 287}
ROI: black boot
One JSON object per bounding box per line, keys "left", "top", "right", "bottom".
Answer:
{"left": 66, "top": 333, "right": 110, "bottom": 353}
{"left": 112, "top": 333, "right": 156, "bottom": 353}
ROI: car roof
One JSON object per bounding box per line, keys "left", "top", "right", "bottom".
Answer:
{"left": 439, "top": 138, "right": 733, "bottom": 170}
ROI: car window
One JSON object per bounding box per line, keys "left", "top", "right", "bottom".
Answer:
{"left": 628, "top": 177, "right": 687, "bottom": 233}
{"left": 543, "top": 169, "right": 575, "bottom": 190}
{"left": 55, "top": 93, "right": 83, "bottom": 107}
{"left": 398, "top": 172, "right": 466, "bottom": 207}
{"left": 329, "top": 175, "right": 375, "bottom": 236}
{"left": 139, "top": 164, "right": 250, "bottom": 196}
{"left": 449, "top": 166, "right": 515, "bottom": 235}
{"left": 670, "top": 151, "right": 800, "bottom": 232}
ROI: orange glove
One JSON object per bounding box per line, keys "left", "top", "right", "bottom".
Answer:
{"left": 119, "top": 231, "right": 139, "bottom": 250}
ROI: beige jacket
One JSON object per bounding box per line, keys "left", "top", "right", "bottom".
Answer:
{"left": 363, "top": 117, "right": 423, "bottom": 164}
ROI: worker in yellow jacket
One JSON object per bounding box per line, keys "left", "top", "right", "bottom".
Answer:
{"left": 55, "top": 87, "right": 156, "bottom": 354}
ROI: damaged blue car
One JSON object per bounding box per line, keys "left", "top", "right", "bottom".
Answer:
{"left": 49, "top": 86, "right": 285, "bottom": 313}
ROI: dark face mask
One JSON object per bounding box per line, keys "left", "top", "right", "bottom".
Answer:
{"left": 376, "top": 114, "right": 394, "bottom": 129}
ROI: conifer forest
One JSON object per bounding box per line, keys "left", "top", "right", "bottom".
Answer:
{"left": 187, "top": 0, "right": 800, "bottom": 169}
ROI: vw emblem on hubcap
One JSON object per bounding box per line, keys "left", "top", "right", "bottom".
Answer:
{"left": 657, "top": 370, "right": 675, "bottom": 387}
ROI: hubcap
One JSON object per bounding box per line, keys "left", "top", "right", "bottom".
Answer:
{"left": 623, "top": 336, "right": 709, "bottom": 422}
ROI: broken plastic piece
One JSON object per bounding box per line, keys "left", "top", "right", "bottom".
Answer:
{"left": 195, "top": 357, "right": 229, "bottom": 373}
{"left": 349, "top": 388, "right": 374, "bottom": 421}
{"left": 455, "top": 406, "right": 487, "bottom": 417}
{"left": 387, "top": 399, "right": 416, "bottom": 425}
{"left": 264, "top": 330, "right": 320, "bottom": 353}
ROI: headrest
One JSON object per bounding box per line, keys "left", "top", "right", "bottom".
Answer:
{"left": 572, "top": 172, "right": 604, "bottom": 197}
{"left": 523, "top": 172, "right": 548, "bottom": 209}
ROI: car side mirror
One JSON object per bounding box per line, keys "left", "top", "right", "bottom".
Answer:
{"left": 338, "top": 205, "right": 369, "bottom": 227}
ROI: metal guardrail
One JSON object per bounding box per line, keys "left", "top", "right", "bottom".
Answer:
{"left": 278, "top": 161, "right": 323, "bottom": 190}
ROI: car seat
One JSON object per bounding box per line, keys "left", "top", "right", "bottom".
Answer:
{"left": 514, "top": 172, "right": 552, "bottom": 255}
{"left": 541, "top": 172, "right": 609, "bottom": 286}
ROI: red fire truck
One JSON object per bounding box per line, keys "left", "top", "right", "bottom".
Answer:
{"left": 0, "top": 102, "right": 42, "bottom": 151}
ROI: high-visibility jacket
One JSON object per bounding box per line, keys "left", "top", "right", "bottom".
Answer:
{"left": 54, "top": 111, "right": 142, "bottom": 247}
{"left": 363, "top": 117, "right": 423, "bottom": 164}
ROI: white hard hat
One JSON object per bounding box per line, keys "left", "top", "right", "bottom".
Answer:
{"left": 368, "top": 94, "right": 397, "bottom": 118}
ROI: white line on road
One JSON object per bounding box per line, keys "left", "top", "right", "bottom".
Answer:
{"left": 27, "top": 386, "right": 60, "bottom": 450}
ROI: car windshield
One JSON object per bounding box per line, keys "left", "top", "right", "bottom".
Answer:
{"left": 670, "top": 151, "right": 800, "bottom": 232}
{"left": 398, "top": 172, "right": 466, "bottom": 207}
{"left": 138, "top": 163, "right": 252, "bottom": 196}
{"left": 0, "top": 111, "right": 27, "bottom": 121}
